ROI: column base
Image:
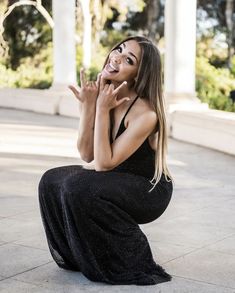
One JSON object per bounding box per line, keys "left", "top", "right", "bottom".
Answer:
{"left": 165, "top": 92, "right": 209, "bottom": 113}
{"left": 165, "top": 92, "right": 209, "bottom": 136}
{"left": 50, "top": 83, "right": 80, "bottom": 118}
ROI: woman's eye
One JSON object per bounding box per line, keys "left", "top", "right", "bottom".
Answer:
{"left": 127, "top": 57, "right": 134, "bottom": 65}
{"left": 116, "top": 46, "right": 122, "bottom": 53}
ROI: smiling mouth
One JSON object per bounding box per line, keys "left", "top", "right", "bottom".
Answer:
{"left": 105, "top": 63, "right": 119, "bottom": 73}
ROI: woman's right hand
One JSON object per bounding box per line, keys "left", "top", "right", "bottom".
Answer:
{"left": 68, "top": 68, "right": 101, "bottom": 104}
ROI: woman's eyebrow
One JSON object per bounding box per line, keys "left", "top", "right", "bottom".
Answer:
{"left": 122, "top": 42, "right": 139, "bottom": 64}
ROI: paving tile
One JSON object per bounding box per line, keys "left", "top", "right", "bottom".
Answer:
{"left": 171, "top": 171, "right": 225, "bottom": 189}
{"left": 150, "top": 241, "right": 197, "bottom": 264}
{"left": 13, "top": 230, "right": 49, "bottom": 251}
{"left": 156, "top": 276, "right": 235, "bottom": 293}
{"left": 142, "top": 217, "right": 234, "bottom": 248}
{"left": 14, "top": 262, "right": 93, "bottom": 287}
{"left": 0, "top": 163, "right": 40, "bottom": 197}
{"left": 1, "top": 109, "right": 235, "bottom": 292}
{"left": 164, "top": 248, "right": 235, "bottom": 289}
{"left": 143, "top": 187, "right": 235, "bottom": 225}
{"left": 11, "top": 262, "right": 173, "bottom": 293}
{"left": 0, "top": 243, "right": 51, "bottom": 278}
{"left": 0, "top": 217, "right": 43, "bottom": 243}
{"left": 13, "top": 265, "right": 235, "bottom": 293}
{"left": 206, "top": 235, "right": 235, "bottom": 255}
{"left": 0, "top": 195, "right": 36, "bottom": 217}
{"left": 0, "top": 279, "right": 39, "bottom": 292}
{"left": 9, "top": 208, "right": 41, "bottom": 222}
{"left": 177, "top": 201, "right": 235, "bottom": 229}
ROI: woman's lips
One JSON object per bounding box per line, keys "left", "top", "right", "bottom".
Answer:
{"left": 104, "top": 63, "right": 119, "bottom": 73}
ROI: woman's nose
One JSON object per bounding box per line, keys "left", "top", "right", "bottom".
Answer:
{"left": 111, "top": 55, "right": 121, "bottom": 64}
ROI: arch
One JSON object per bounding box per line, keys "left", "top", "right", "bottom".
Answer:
{"left": 0, "top": 0, "right": 54, "bottom": 58}
{"left": 3, "top": 0, "right": 54, "bottom": 28}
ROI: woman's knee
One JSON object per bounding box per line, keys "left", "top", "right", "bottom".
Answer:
{"left": 38, "top": 167, "right": 62, "bottom": 199}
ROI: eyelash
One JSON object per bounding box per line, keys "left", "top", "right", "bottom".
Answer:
{"left": 115, "top": 46, "right": 134, "bottom": 65}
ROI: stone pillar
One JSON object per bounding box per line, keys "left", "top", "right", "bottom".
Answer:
{"left": 52, "top": 0, "right": 77, "bottom": 89}
{"left": 164, "top": 0, "right": 202, "bottom": 107}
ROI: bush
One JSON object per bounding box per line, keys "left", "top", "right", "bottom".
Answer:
{"left": 196, "top": 56, "right": 235, "bottom": 112}
{"left": 0, "top": 42, "right": 53, "bottom": 89}
{"left": 0, "top": 42, "right": 106, "bottom": 89}
{"left": 231, "top": 55, "right": 235, "bottom": 77}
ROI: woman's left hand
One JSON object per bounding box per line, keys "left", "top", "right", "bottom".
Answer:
{"left": 97, "top": 77, "right": 130, "bottom": 111}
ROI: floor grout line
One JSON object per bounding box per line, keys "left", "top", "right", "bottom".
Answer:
{"left": 0, "top": 261, "right": 53, "bottom": 283}
{"left": 161, "top": 232, "right": 235, "bottom": 265}
{"left": 170, "top": 274, "right": 235, "bottom": 290}
{"left": 9, "top": 242, "right": 48, "bottom": 252}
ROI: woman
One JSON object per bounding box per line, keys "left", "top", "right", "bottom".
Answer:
{"left": 38, "top": 36, "right": 173, "bottom": 285}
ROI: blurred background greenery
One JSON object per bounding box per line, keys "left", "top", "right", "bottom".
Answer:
{"left": 0, "top": 0, "right": 235, "bottom": 112}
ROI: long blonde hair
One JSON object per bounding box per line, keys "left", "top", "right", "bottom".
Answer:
{"left": 104, "top": 36, "right": 173, "bottom": 190}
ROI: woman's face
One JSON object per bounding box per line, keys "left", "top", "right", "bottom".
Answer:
{"left": 102, "top": 40, "right": 141, "bottom": 85}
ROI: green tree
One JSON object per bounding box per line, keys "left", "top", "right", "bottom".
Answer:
{"left": 2, "top": 0, "right": 52, "bottom": 69}
{"left": 197, "top": 0, "right": 235, "bottom": 68}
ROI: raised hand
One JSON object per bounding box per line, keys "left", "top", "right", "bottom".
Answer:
{"left": 97, "top": 77, "right": 129, "bottom": 111}
{"left": 68, "top": 68, "right": 101, "bottom": 104}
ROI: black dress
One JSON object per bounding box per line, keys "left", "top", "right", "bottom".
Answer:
{"left": 38, "top": 97, "right": 173, "bottom": 285}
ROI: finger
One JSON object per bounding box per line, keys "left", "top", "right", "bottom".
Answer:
{"left": 116, "top": 97, "right": 130, "bottom": 107}
{"left": 113, "top": 81, "right": 127, "bottom": 95}
{"left": 68, "top": 85, "right": 81, "bottom": 101}
{"left": 100, "top": 76, "right": 106, "bottom": 91}
{"left": 104, "top": 84, "right": 110, "bottom": 91}
{"left": 80, "top": 68, "right": 86, "bottom": 87}
{"left": 95, "top": 73, "right": 101, "bottom": 88}
{"left": 68, "top": 85, "right": 80, "bottom": 96}
{"left": 108, "top": 83, "right": 114, "bottom": 93}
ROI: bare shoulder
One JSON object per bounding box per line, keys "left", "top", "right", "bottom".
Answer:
{"left": 126, "top": 97, "right": 158, "bottom": 128}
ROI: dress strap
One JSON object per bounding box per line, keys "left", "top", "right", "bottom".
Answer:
{"left": 112, "top": 95, "right": 139, "bottom": 142}
{"left": 122, "top": 95, "right": 139, "bottom": 123}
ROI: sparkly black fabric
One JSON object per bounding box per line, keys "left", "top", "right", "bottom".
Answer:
{"left": 38, "top": 98, "right": 173, "bottom": 285}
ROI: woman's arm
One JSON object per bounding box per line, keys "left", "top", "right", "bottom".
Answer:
{"left": 77, "top": 100, "right": 96, "bottom": 162}
{"left": 94, "top": 82, "right": 157, "bottom": 171}
{"left": 69, "top": 69, "right": 100, "bottom": 162}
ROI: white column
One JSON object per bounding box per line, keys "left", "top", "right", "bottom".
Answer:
{"left": 164, "top": 0, "right": 200, "bottom": 105}
{"left": 52, "top": 0, "right": 77, "bottom": 89}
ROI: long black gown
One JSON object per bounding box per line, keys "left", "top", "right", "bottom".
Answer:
{"left": 38, "top": 97, "right": 173, "bottom": 285}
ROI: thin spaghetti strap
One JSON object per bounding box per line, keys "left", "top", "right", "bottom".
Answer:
{"left": 122, "top": 95, "right": 139, "bottom": 122}
{"left": 113, "top": 96, "right": 139, "bottom": 141}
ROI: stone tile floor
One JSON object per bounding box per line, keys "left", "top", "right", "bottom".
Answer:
{"left": 0, "top": 108, "right": 235, "bottom": 293}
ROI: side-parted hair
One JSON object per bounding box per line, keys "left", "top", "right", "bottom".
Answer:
{"left": 104, "top": 36, "right": 173, "bottom": 191}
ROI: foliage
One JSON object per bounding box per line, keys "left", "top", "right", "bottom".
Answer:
{"left": 0, "top": 42, "right": 104, "bottom": 88}
{"left": 231, "top": 55, "right": 235, "bottom": 76}
{"left": 196, "top": 56, "right": 235, "bottom": 112}
{"left": 0, "top": 42, "right": 53, "bottom": 89}
{"left": 100, "top": 29, "right": 129, "bottom": 49}
{"left": 3, "top": 0, "right": 52, "bottom": 69}
{"left": 196, "top": 36, "right": 228, "bottom": 67}
{"left": 75, "top": 42, "right": 108, "bottom": 85}
{"left": 197, "top": 0, "right": 235, "bottom": 67}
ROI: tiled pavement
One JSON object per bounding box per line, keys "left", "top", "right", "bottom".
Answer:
{"left": 0, "top": 108, "right": 235, "bottom": 293}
